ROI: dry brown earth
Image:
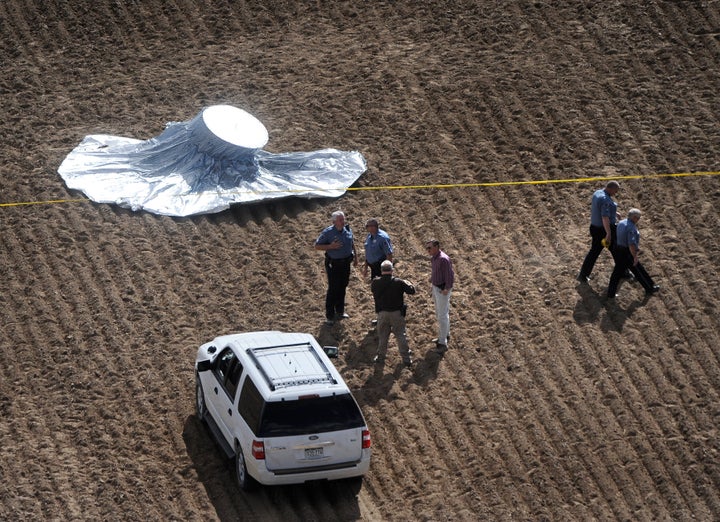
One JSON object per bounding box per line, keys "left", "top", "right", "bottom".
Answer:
{"left": 2, "top": 1, "right": 720, "bottom": 520}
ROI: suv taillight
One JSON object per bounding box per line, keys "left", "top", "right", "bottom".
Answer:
{"left": 362, "top": 429, "right": 371, "bottom": 449}
{"left": 252, "top": 440, "right": 265, "bottom": 460}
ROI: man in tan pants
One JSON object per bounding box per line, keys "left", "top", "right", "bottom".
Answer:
{"left": 371, "top": 260, "right": 416, "bottom": 366}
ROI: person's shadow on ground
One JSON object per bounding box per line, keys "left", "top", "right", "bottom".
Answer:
{"left": 403, "top": 349, "right": 443, "bottom": 390}
{"left": 573, "top": 281, "right": 605, "bottom": 324}
{"left": 601, "top": 294, "right": 651, "bottom": 333}
{"left": 573, "top": 279, "right": 650, "bottom": 332}
{"left": 350, "top": 327, "right": 442, "bottom": 406}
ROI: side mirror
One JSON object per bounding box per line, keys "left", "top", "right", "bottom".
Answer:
{"left": 197, "top": 359, "right": 213, "bottom": 372}
{"left": 322, "top": 346, "right": 339, "bottom": 358}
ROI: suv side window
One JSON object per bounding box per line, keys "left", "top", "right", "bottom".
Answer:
{"left": 225, "top": 360, "right": 244, "bottom": 400}
{"left": 214, "top": 347, "right": 235, "bottom": 384}
{"left": 213, "top": 348, "right": 243, "bottom": 400}
{"left": 237, "top": 378, "right": 264, "bottom": 435}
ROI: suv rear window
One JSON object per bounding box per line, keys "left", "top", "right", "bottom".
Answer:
{"left": 258, "top": 394, "right": 364, "bottom": 437}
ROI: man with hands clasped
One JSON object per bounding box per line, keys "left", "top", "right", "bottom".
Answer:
{"left": 607, "top": 208, "right": 660, "bottom": 299}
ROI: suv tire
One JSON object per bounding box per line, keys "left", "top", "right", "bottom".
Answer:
{"left": 235, "top": 444, "right": 257, "bottom": 491}
{"left": 196, "top": 375, "right": 207, "bottom": 422}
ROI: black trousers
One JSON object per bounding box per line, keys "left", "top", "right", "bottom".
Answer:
{"left": 608, "top": 246, "right": 656, "bottom": 296}
{"left": 367, "top": 256, "right": 386, "bottom": 279}
{"left": 324, "top": 255, "right": 352, "bottom": 320}
{"left": 579, "top": 224, "right": 617, "bottom": 278}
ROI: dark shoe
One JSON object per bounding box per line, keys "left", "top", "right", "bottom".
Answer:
{"left": 433, "top": 343, "right": 448, "bottom": 354}
{"left": 373, "top": 354, "right": 385, "bottom": 363}
{"left": 576, "top": 274, "right": 590, "bottom": 283}
{"left": 371, "top": 319, "right": 378, "bottom": 326}
{"left": 402, "top": 358, "right": 414, "bottom": 366}
{"left": 339, "top": 313, "right": 350, "bottom": 319}
{"left": 606, "top": 294, "right": 616, "bottom": 299}
{"left": 646, "top": 285, "right": 660, "bottom": 295}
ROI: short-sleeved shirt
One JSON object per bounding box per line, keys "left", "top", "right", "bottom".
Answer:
{"left": 364, "top": 229, "right": 393, "bottom": 264}
{"left": 315, "top": 225, "right": 355, "bottom": 259}
{"left": 590, "top": 188, "right": 618, "bottom": 227}
{"left": 616, "top": 218, "right": 640, "bottom": 248}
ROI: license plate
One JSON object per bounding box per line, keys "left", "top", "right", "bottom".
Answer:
{"left": 305, "top": 447, "right": 324, "bottom": 459}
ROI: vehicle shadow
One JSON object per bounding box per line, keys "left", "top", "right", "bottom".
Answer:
{"left": 182, "top": 415, "right": 363, "bottom": 521}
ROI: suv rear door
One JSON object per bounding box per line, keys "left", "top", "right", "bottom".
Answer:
{"left": 258, "top": 394, "right": 366, "bottom": 471}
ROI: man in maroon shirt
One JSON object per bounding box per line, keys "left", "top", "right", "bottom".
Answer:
{"left": 426, "top": 239, "right": 454, "bottom": 353}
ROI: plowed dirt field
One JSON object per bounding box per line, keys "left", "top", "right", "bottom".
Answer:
{"left": 2, "top": 1, "right": 720, "bottom": 520}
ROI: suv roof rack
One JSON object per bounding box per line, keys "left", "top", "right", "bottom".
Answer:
{"left": 246, "top": 341, "right": 338, "bottom": 391}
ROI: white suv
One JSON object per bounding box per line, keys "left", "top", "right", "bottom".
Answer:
{"left": 195, "top": 331, "right": 371, "bottom": 490}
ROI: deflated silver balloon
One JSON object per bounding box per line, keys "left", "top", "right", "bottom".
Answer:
{"left": 58, "top": 105, "right": 367, "bottom": 216}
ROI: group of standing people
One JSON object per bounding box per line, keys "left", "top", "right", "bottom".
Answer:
{"left": 314, "top": 211, "right": 454, "bottom": 367}
{"left": 313, "top": 183, "right": 657, "bottom": 367}
{"left": 578, "top": 181, "right": 660, "bottom": 298}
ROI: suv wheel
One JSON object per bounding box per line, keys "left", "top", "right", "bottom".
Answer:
{"left": 235, "top": 444, "right": 257, "bottom": 491}
{"left": 196, "top": 375, "right": 207, "bottom": 422}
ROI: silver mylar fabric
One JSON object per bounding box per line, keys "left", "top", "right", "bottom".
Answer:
{"left": 57, "top": 107, "right": 367, "bottom": 216}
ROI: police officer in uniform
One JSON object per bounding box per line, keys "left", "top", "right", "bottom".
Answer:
{"left": 315, "top": 211, "right": 358, "bottom": 324}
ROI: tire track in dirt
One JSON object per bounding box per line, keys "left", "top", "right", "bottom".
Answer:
{"left": 564, "top": 248, "right": 716, "bottom": 516}
{"left": 0, "top": 210, "right": 130, "bottom": 519}
{"left": 461, "top": 261, "right": 640, "bottom": 516}
{"left": 564, "top": 330, "right": 696, "bottom": 509}
{"left": 561, "top": 335, "right": 684, "bottom": 518}
{"left": 458, "top": 325, "right": 625, "bottom": 519}
{"left": 570, "top": 320, "right": 713, "bottom": 518}
{"left": 582, "top": 6, "right": 720, "bottom": 174}
{"left": 0, "top": 1, "right": 45, "bottom": 59}
{"left": 62, "top": 210, "right": 220, "bottom": 519}
{"left": 107, "top": 213, "right": 221, "bottom": 516}
{"left": 423, "top": 358, "right": 547, "bottom": 518}
{"left": 1, "top": 206, "right": 209, "bottom": 518}
{"left": 368, "top": 396, "right": 425, "bottom": 516}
